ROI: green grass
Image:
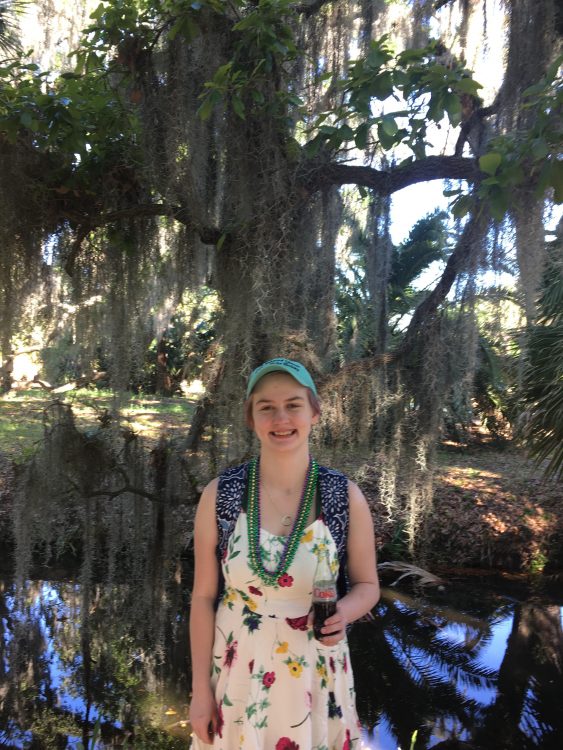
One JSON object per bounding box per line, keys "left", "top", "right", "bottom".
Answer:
{"left": 0, "top": 388, "right": 196, "bottom": 460}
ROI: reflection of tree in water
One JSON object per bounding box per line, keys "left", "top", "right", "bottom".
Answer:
{"left": 351, "top": 587, "right": 496, "bottom": 750}
{"left": 5, "top": 403, "right": 194, "bottom": 745}
{"left": 2, "top": 570, "right": 562, "bottom": 749}
{"left": 0, "top": 576, "right": 191, "bottom": 748}
{"left": 351, "top": 587, "right": 563, "bottom": 750}
{"left": 476, "top": 603, "right": 563, "bottom": 750}
{"left": 0, "top": 581, "right": 79, "bottom": 747}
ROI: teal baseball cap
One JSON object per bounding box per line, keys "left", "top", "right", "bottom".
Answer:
{"left": 246, "top": 358, "right": 318, "bottom": 398}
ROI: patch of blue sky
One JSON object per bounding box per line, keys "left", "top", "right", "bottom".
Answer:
{"left": 363, "top": 715, "right": 404, "bottom": 750}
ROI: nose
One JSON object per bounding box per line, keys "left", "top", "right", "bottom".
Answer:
{"left": 272, "top": 407, "right": 291, "bottom": 423}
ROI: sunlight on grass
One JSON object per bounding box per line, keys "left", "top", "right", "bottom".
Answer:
{"left": 0, "top": 388, "right": 196, "bottom": 459}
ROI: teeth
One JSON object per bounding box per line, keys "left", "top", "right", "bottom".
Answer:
{"left": 273, "top": 431, "right": 293, "bottom": 436}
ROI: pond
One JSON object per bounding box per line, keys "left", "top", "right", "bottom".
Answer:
{"left": 0, "top": 569, "right": 561, "bottom": 750}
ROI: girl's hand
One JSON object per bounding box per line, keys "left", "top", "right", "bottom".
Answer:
{"left": 318, "top": 605, "right": 347, "bottom": 646}
{"left": 190, "top": 686, "right": 217, "bottom": 744}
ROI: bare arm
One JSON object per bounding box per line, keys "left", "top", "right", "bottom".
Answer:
{"left": 189, "top": 478, "right": 220, "bottom": 743}
{"left": 319, "top": 480, "right": 380, "bottom": 644}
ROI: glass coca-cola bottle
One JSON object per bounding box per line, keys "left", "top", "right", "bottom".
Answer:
{"left": 312, "top": 548, "right": 338, "bottom": 640}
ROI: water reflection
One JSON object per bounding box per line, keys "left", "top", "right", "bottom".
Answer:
{"left": 0, "top": 573, "right": 561, "bottom": 749}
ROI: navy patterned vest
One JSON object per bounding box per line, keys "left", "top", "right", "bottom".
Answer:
{"left": 215, "top": 462, "right": 350, "bottom": 601}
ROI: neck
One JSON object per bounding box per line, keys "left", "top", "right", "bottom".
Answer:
{"left": 258, "top": 449, "right": 311, "bottom": 491}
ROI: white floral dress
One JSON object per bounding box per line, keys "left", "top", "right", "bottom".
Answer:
{"left": 191, "top": 512, "right": 361, "bottom": 750}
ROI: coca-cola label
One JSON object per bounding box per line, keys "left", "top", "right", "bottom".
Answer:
{"left": 313, "top": 585, "right": 336, "bottom": 600}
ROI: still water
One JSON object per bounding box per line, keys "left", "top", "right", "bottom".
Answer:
{"left": 0, "top": 572, "right": 561, "bottom": 749}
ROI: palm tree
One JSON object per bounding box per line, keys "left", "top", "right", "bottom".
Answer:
{"left": 520, "top": 221, "right": 563, "bottom": 478}
{"left": 0, "top": 0, "right": 25, "bottom": 57}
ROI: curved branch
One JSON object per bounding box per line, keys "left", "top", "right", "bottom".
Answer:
{"left": 63, "top": 203, "right": 222, "bottom": 277}
{"left": 396, "top": 201, "right": 491, "bottom": 355}
{"left": 310, "top": 155, "right": 481, "bottom": 195}
{"left": 455, "top": 104, "right": 498, "bottom": 157}
{"left": 318, "top": 201, "right": 491, "bottom": 388}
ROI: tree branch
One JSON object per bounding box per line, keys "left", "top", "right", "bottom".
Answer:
{"left": 454, "top": 104, "right": 497, "bottom": 157}
{"left": 294, "top": 0, "right": 335, "bottom": 17}
{"left": 63, "top": 203, "right": 222, "bottom": 277}
{"left": 310, "top": 155, "right": 481, "bottom": 195}
{"left": 317, "top": 201, "right": 491, "bottom": 389}
{"left": 396, "top": 201, "right": 491, "bottom": 355}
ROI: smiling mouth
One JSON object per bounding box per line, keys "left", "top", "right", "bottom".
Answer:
{"left": 271, "top": 430, "right": 296, "bottom": 437}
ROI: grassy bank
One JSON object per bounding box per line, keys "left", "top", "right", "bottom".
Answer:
{"left": 0, "top": 388, "right": 195, "bottom": 461}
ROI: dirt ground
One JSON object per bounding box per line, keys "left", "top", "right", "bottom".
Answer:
{"left": 357, "top": 444, "right": 563, "bottom": 576}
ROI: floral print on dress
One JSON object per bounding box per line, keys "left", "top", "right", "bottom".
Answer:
{"left": 276, "top": 739, "right": 300, "bottom": 750}
{"left": 191, "top": 514, "right": 361, "bottom": 750}
{"left": 223, "top": 633, "right": 238, "bottom": 668}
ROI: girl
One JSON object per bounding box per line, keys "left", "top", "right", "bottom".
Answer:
{"left": 189, "top": 358, "right": 380, "bottom": 749}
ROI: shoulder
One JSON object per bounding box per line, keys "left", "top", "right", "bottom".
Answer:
{"left": 346, "top": 479, "right": 372, "bottom": 526}
{"left": 195, "top": 477, "right": 219, "bottom": 519}
{"left": 200, "top": 476, "right": 219, "bottom": 502}
{"left": 347, "top": 479, "right": 367, "bottom": 506}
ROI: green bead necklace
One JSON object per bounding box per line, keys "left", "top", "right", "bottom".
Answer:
{"left": 247, "top": 456, "right": 318, "bottom": 587}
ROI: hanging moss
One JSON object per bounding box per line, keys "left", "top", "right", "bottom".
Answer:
{"left": 4, "top": 0, "right": 561, "bottom": 575}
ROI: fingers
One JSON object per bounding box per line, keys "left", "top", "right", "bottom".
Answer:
{"left": 191, "top": 706, "right": 217, "bottom": 743}
{"left": 192, "top": 721, "right": 214, "bottom": 744}
{"left": 209, "top": 713, "right": 218, "bottom": 739}
{"left": 318, "top": 612, "right": 347, "bottom": 645}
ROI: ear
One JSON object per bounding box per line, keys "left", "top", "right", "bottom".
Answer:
{"left": 311, "top": 411, "right": 320, "bottom": 426}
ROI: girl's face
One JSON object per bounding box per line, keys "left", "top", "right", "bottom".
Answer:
{"left": 249, "top": 372, "right": 319, "bottom": 453}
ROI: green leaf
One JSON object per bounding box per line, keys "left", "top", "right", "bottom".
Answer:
{"left": 381, "top": 115, "right": 398, "bottom": 137}
{"left": 232, "top": 95, "right": 245, "bottom": 120}
{"left": 479, "top": 152, "right": 502, "bottom": 176}
{"left": 451, "top": 194, "right": 473, "bottom": 219}
{"left": 213, "top": 62, "right": 233, "bottom": 86}
{"left": 304, "top": 134, "right": 323, "bottom": 157}
{"left": 197, "top": 94, "right": 216, "bottom": 121}
{"left": 216, "top": 233, "right": 227, "bottom": 251}
{"left": 338, "top": 123, "right": 354, "bottom": 141}
{"left": 444, "top": 92, "right": 462, "bottom": 127}
{"left": 454, "top": 77, "right": 483, "bottom": 95}
{"left": 482, "top": 176, "right": 500, "bottom": 186}
{"left": 488, "top": 187, "right": 509, "bottom": 221}
{"left": 377, "top": 122, "right": 396, "bottom": 150}
{"left": 354, "top": 122, "right": 369, "bottom": 150}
